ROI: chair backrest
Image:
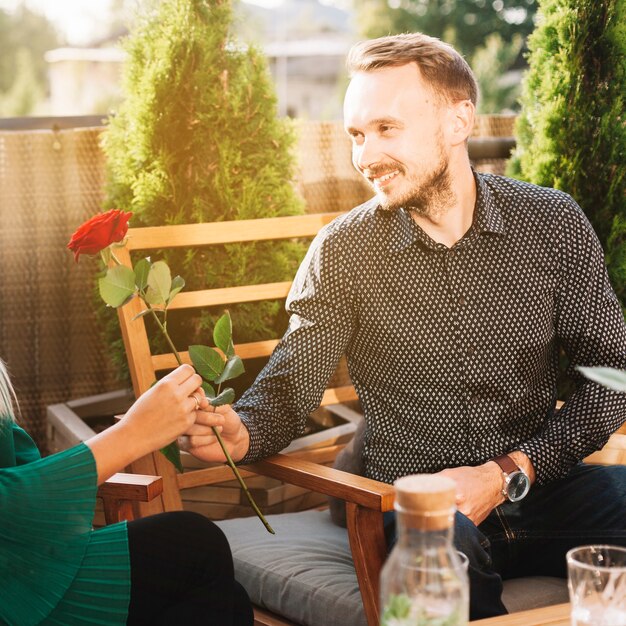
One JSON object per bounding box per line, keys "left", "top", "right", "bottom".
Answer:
{"left": 115, "top": 212, "right": 359, "bottom": 515}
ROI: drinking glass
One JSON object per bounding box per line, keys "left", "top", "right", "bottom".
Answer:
{"left": 567, "top": 545, "right": 626, "bottom": 626}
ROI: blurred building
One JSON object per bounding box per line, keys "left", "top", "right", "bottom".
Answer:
{"left": 44, "top": 0, "right": 355, "bottom": 119}
{"left": 44, "top": 46, "right": 125, "bottom": 116}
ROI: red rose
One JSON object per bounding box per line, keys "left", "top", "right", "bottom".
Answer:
{"left": 67, "top": 209, "right": 133, "bottom": 261}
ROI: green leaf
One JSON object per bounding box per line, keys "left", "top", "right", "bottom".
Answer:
{"left": 160, "top": 440, "right": 183, "bottom": 473}
{"left": 167, "top": 275, "right": 185, "bottom": 304}
{"left": 578, "top": 367, "right": 626, "bottom": 393}
{"left": 98, "top": 265, "right": 136, "bottom": 308}
{"left": 189, "top": 344, "right": 224, "bottom": 381}
{"left": 211, "top": 387, "right": 235, "bottom": 406}
{"left": 144, "top": 261, "right": 172, "bottom": 306}
{"left": 215, "top": 355, "right": 244, "bottom": 384}
{"left": 213, "top": 312, "right": 234, "bottom": 357}
{"left": 201, "top": 381, "right": 216, "bottom": 399}
{"left": 134, "top": 257, "right": 151, "bottom": 291}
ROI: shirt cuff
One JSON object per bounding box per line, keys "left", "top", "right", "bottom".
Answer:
{"left": 518, "top": 439, "right": 569, "bottom": 485}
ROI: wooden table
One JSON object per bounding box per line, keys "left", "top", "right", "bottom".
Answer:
{"left": 471, "top": 603, "right": 571, "bottom": 625}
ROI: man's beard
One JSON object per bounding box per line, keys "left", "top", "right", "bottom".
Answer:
{"left": 376, "top": 156, "right": 454, "bottom": 218}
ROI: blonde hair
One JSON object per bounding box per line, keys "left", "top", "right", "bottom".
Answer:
{"left": 346, "top": 33, "right": 478, "bottom": 106}
{"left": 0, "top": 359, "right": 19, "bottom": 422}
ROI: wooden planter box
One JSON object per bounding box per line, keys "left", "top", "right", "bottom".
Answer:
{"left": 47, "top": 390, "right": 360, "bottom": 523}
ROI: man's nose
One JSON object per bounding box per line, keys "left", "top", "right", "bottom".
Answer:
{"left": 354, "top": 137, "right": 381, "bottom": 172}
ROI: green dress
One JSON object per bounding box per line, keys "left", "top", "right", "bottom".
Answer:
{"left": 0, "top": 421, "right": 130, "bottom": 625}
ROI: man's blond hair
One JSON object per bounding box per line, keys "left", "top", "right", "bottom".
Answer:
{"left": 347, "top": 33, "right": 478, "bottom": 106}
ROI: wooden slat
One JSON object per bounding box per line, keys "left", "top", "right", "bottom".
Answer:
{"left": 166, "top": 282, "right": 291, "bottom": 310}
{"left": 125, "top": 212, "right": 344, "bottom": 250}
{"left": 114, "top": 246, "right": 157, "bottom": 397}
{"left": 584, "top": 433, "right": 626, "bottom": 465}
{"left": 178, "top": 465, "right": 258, "bottom": 490}
{"left": 253, "top": 607, "right": 297, "bottom": 626}
{"left": 151, "top": 339, "right": 280, "bottom": 371}
{"left": 290, "top": 445, "right": 346, "bottom": 464}
{"left": 470, "top": 603, "right": 570, "bottom": 625}
{"left": 320, "top": 385, "right": 359, "bottom": 406}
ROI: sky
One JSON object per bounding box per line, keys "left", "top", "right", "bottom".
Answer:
{"left": 0, "top": 0, "right": 288, "bottom": 45}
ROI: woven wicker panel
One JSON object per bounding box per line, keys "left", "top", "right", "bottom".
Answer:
{"left": 472, "top": 114, "right": 516, "bottom": 138}
{"left": 293, "top": 120, "right": 372, "bottom": 213}
{"left": 294, "top": 115, "right": 514, "bottom": 199}
{"left": 0, "top": 127, "right": 119, "bottom": 449}
{"left": 471, "top": 114, "right": 515, "bottom": 175}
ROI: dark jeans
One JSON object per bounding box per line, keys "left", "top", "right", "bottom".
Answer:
{"left": 126, "top": 511, "right": 254, "bottom": 626}
{"left": 384, "top": 463, "right": 626, "bottom": 621}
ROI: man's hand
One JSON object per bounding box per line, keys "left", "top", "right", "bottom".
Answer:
{"left": 435, "top": 463, "right": 504, "bottom": 526}
{"left": 182, "top": 404, "right": 250, "bottom": 463}
{"left": 435, "top": 451, "right": 535, "bottom": 526}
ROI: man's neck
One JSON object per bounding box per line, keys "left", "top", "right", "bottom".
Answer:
{"left": 410, "top": 164, "right": 476, "bottom": 248}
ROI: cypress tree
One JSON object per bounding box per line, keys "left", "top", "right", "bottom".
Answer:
{"left": 102, "top": 0, "right": 306, "bottom": 375}
{"left": 508, "top": 0, "right": 626, "bottom": 308}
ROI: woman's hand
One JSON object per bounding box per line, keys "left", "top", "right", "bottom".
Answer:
{"left": 123, "top": 365, "right": 209, "bottom": 452}
{"left": 86, "top": 364, "right": 209, "bottom": 483}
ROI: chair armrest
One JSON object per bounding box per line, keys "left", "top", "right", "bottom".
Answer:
{"left": 247, "top": 453, "right": 395, "bottom": 512}
{"left": 97, "top": 473, "right": 163, "bottom": 525}
{"left": 247, "top": 453, "right": 394, "bottom": 626}
{"left": 97, "top": 472, "right": 163, "bottom": 501}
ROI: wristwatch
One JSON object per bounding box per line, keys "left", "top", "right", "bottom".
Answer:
{"left": 492, "top": 454, "right": 530, "bottom": 502}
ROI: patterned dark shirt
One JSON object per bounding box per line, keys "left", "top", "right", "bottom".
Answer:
{"left": 235, "top": 172, "right": 626, "bottom": 485}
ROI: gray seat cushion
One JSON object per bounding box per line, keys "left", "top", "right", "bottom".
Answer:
{"left": 217, "top": 509, "right": 568, "bottom": 626}
{"left": 502, "top": 576, "right": 568, "bottom": 613}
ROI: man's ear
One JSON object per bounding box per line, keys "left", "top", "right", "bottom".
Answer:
{"left": 448, "top": 99, "right": 475, "bottom": 147}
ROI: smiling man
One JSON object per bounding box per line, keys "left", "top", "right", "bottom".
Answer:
{"left": 184, "top": 33, "right": 626, "bottom": 619}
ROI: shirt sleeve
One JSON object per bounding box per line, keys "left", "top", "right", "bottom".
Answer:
{"left": 518, "top": 196, "right": 626, "bottom": 484}
{"left": 0, "top": 438, "right": 99, "bottom": 626}
{"left": 235, "top": 224, "right": 358, "bottom": 463}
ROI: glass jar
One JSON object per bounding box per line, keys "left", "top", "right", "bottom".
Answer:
{"left": 380, "top": 474, "right": 469, "bottom": 626}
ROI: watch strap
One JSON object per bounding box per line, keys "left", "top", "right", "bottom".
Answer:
{"left": 491, "top": 454, "right": 519, "bottom": 475}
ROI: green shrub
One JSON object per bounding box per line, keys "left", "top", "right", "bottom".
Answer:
{"left": 508, "top": 0, "right": 626, "bottom": 309}
{"left": 101, "top": 0, "right": 306, "bottom": 379}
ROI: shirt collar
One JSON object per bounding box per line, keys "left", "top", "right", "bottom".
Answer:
{"left": 385, "top": 170, "right": 507, "bottom": 254}
{"left": 473, "top": 170, "right": 506, "bottom": 237}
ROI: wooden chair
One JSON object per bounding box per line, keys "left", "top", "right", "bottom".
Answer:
{"left": 99, "top": 212, "right": 626, "bottom": 626}
{"left": 107, "top": 212, "right": 394, "bottom": 625}
{"left": 98, "top": 432, "right": 626, "bottom": 625}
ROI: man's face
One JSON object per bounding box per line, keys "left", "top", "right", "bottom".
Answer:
{"left": 343, "top": 63, "right": 452, "bottom": 215}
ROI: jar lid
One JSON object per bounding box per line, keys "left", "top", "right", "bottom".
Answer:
{"left": 394, "top": 475, "right": 456, "bottom": 529}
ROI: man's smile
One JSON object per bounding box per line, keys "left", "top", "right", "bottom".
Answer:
{"left": 368, "top": 169, "right": 401, "bottom": 189}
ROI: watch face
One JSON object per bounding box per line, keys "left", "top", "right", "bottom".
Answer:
{"left": 507, "top": 471, "right": 530, "bottom": 502}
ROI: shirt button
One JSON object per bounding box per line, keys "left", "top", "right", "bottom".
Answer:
{"left": 458, "top": 296, "right": 467, "bottom": 306}
{"left": 466, "top": 346, "right": 475, "bottom": 357}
